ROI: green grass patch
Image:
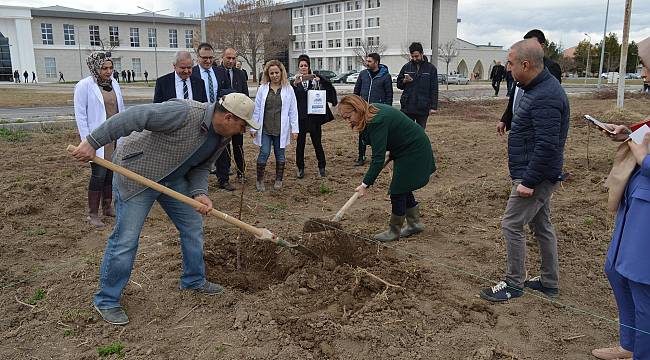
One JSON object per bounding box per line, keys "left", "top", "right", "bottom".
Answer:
{"left": 264, "top": 203, "right": 287, "bottom": 212}
{"left": 27, "top": 288, "right": 46, "bottom": 305}
{"left": 319, "top": 183, "right": 332, "bottom": 194}
{"left": 0, "top": 128, "right": 30, "bottom": 142}
{"left": 584, "top": 216, "right": 594, "bottom": 226}
{"left": 97, "top": 342, "right": 125, "bottom": 357}
{"left": 63, "top": 328, "right": 74, "bottom": 337}
{"left": 25, "top": 227, "right": 47, "bottom": 236}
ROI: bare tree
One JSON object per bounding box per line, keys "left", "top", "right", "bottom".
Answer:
{"left": 352, "top": 39, "right": 387, "bottom": 68}
{"left": 206, "top": 0, "right": 286, "bottom": 82}
{"left": 438, "top": 40, "right": 458, "bottom": 90}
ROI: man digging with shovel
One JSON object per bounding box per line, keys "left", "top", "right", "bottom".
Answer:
{"left": 71, "top": 93, "right": 258, "bottom": 325}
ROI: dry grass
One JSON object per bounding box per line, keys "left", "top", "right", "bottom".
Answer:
{"left": 0, "top": 89, "right": 73, "bottom": 107}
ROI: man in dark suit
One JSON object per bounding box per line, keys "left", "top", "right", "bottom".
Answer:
{"left": 154, "top": 51, "right": 207, "bottom": 103}
{"left": 490, "top": 61, "right": 506, "bottom": 96}
{"left": 190, "top": 43, "right": 234, "bottom": 190}
{"left": 216, "top": 47, "right": 250, "bottom": 186}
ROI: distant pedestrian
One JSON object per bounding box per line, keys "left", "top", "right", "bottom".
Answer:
{"left": 131, "top": 70, "right": 136, "bottom": 82}
{"left": 32, "top": 71, "right": 37, "bottom": 83}
{"left": 143, "top": 70, "right": 149, "bottom": 85}
{"left": 121, "top": 70, "right": 127, "bottom": 82}
{"left": 113, "top": 70, "right": 119, "bottom": 82}
{"left": 13, "top": 70, "right": 20, "bottom": 83}
{"left": 505, "top": 69, "right": 514, "bottom": 96}
{"left": 58, "top": 71, "right": 65, "bottom": 82}
{"left": 396, "top": 42, "right": 438, "bottom": 129}
{"left": 126, "top": 70, "right": 131, "bottom": 83}
{"left": 237, "top": 61, "right": 248, "bottom": 81}
{"left": 490, "top": 61, "right": 506, "bottom": 96}
{"left": 23, "top": 70, "right": 29, "bottom": 83}
{"left": 641, "top": 60, "right": 649, "bottom": 93}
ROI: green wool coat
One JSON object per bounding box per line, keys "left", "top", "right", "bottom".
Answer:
{"left": 361, "top": 103, "right": 436, "bottom": 194}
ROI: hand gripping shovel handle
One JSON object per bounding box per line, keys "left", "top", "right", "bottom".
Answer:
{"left": 66, "top": 145, "right": 281, "bottom": 244}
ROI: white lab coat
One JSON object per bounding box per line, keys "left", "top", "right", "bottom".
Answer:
{"left": 73, "top": 76, "right": 125, "bottom": 158}
{"left": 251, "top": 83, "right": 299, "bottom": 149}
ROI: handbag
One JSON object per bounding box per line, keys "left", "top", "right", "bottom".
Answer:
{"left": 307, "top": 80, "right": 327, "bottom": 115}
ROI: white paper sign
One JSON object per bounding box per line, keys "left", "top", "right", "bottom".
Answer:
{"left": 629, "top": 124, "right": 650, "bottom": 145}
{"left": 307, "top": 90, "right": 327, "bottom": 114}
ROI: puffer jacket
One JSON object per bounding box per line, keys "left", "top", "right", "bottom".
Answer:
{"left": 353, "top": 64, "right": 393, "bottom": 105}
{"left": 508, "top": 68, "right": 570, "bottom": 188}
{"left": 396, "top": 59, "right": 438, "bottom": 116}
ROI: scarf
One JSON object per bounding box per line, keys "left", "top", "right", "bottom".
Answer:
{"left": 86, "top": 52, "right": 113, "bottom": 91}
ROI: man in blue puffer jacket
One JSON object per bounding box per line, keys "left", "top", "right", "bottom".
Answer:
{"left": 480, "top": 38, "right": 570, "bottom": 303}
{"left": 353, "top": 53, "right": 393, "bottom": 166}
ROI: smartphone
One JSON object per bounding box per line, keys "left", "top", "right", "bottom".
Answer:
{"left": 300, "top": 74, "right": 315, "bottom": 81}
{"left": 584, "top": 115, "right": 616, "bottom": 134}
{"left": 404, "top": 73, "right": 413, "bottom": 80}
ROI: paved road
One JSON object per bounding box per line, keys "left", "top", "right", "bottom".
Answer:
{"left": 0, "top": 82, "right": 636, "bottom": 123}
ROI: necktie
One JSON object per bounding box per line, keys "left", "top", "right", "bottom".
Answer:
{"left": 182, "top": 79, "right": 189, "bottom": 99}
{"left": 228, "top": 68, "right": 234, "bottom": 88}
{"left": 205, "top": 69, "right": 215, "bottom": 103}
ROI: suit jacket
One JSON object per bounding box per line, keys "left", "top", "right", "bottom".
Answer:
{"left": 73, "top": 76, "right": 125, "bottom": 159}
{"left": 191, "top": 65, "right": 230, "bottom": 101}
{"left": 87, "top": 100, "right": 229, "bottom": 200}
{"left": 605, "top": 154, "right": 650, "bottom": 285}
{"left": 153, "top": 71, "right": 207, "bottom": 103}
{"left": 219, "top": 65, "right": 249, "bottom": 97}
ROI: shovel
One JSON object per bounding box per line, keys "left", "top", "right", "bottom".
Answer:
{"left": 66, "top": 145, "right": 318, "bottom": 258}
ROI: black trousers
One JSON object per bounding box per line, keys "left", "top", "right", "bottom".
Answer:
{"left": 357, "top": 133, "right": 366, "bottom": 161}
{"left": 215, "top": 134, "right": 245, "bottom": 183}
{"left": 296, "top": 126, "right": 326, "bottom": 170}
{"left": 390, "top": 192, "right": 417, "bottom": 216}
{"left": 492, "top": 79, "right": 502, "bottom": 95}
{"left": 404, "top": 112, "right": 428, "bottom": 129}
{"left": 89, "top": 162, "right": 112, "bottom": 191}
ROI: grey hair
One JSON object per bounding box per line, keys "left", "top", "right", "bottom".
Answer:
{"left": 511, "top": 39, "right": 544, "bottom": 70}
{"left": 173, "top": 51, "right": 193, "bottom": 65}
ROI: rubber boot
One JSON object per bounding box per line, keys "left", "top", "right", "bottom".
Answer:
{"left": 373, "top": 214, "right": 405, "bottom": 242}
{"left": 256, "top": 163, "right": 266, "bottom": 192}
{"left": 297, "top": 168, "right": 305, "bottom": 179}
{"left": 274, "top": 161, "right": 285, "bottom": 190}
{"left": 101, "top": 184, "right": 115, "bottom": 217}
{"left": 400, "top": 205, "right": 424, "bottom": 237}
{"left": 87, "top": 191, "right": 105, "bottom": 228}
{"left": 318, "top": 167, "right": 326, "bottom": 178}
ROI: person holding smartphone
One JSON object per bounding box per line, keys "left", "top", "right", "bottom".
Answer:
{"left": 396, "top": 42, "right": 438, "bottom": 129}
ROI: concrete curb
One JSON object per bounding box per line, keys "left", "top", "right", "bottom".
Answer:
{"left": 0, "top": 120, "right": 76, "bottom": 132}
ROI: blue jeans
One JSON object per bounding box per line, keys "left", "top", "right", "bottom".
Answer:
{"left": 94, "top": 177, "right": 206, "bottom": 309}
{"left": 257, "top": 132, "right": 285, "bottom": 164}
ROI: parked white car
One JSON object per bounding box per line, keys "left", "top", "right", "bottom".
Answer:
{"left": 446, "top": 74, "right": 470, "bottom": 85}
{"left": 345, "top": 72, "right": 360, "bottom": 83}
{"left": 391, "top": 73, "right": 398, "bottom": 83}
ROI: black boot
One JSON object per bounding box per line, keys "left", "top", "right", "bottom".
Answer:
{"left": 318, "top": 167, "right": 326, "bottom": 178}
{"left": 400, "top": 205, "right": 424, "bottom": 237}
{"left": 101, "top": 185, "right": 115, "bottom": 217}
{"left": 256, "top": 163, "right": 266, "bottom": 192}
{"left": 296, "top": 168, "right": 305, "bottom": 179}
{"left": 274, "top": 161, "right": 285, "bottom": 190}
{"left": 87, "top": 191, "right": 105, "bottom": 228}
{"left": 374, "top": 214, "right": 405, "bottom": 242}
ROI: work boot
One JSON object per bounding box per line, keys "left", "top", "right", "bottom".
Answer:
{"left": 218, "top": 181, "right": 236, "bottom": 191}
{"left": 256, "top": 163, "right": 266, "bottom": 192}
{"left": 101, "top": 185, "right": 115, "bottom": 217}
{"left": 296, "top": 168, "right": 305, "bottom": 179}
{"left": 87, "top": 190, "right": 105, "bottom": 228}
{"left": 353, "top": 157, "right": 366, "bottom": 166}
{"left": 373, "top": 214, "right": 405, "bottom": 242}
{"left": 318, "top": 167, "right": 326, "bottom": 178}
{"left": 274, "top": 161, "right": 285, "bottom": 190}
{"left": 400, "top": 205, "right": 424, "bottom": 237}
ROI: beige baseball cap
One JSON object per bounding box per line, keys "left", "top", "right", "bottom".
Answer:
{"left": 219, "top": 93, "right": 259, "bottom": 129}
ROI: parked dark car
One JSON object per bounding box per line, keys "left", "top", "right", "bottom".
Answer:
{"left": 313, "top": 70, "right": 337, "bottom": 81}
{"left": 437, "top": 74, "right": 447, "bottom": 84}
{"left": 331, "top": 71, "right": 356, "bottom": 83}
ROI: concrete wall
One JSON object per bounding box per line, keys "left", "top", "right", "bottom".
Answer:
{"left": 0, "top": 6, "right": 36, "bottom": 79}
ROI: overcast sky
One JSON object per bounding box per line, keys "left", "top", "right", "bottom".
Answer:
{"left": 3, "top": 0, "right": 649, "bottom": 50}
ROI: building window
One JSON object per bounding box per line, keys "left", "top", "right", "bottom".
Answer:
{"left": 89, "top": 25, "right": 100, "bottom": 46}
{"left": 109, "top": 26, "right": 119, "bottom": 47}
{"left": 346, "top": 1, "right": 361, "bottom": 10}
{"left": 293, "top": 25, "right": 305, "bottom": 34}
{"left": 44, "top": 57, "right": 56, "bottom": 78}
{"left": 367, "top": 18, "right": 379, "bottom": 27}
{"left": 310, "top": 41, "right": 316, "bottom": 49}
{"left": 41, "top": 23, "right": 54, "bottom": 45}
{"left": 327, "top": 3, "right": 341, "bottom": 13}
{"left": 346, "top": 38, "right": 353, "bottom": 47}
{"left": 63, "top": 24, "right": 75, "bottom": 45}
{"left": 309, "top": 23, "right": 322, "bottom": 32}
{"left": 112, "top": 57, "right": 122, "bottom": 71}
{"left": 327, "top": 21, "right": 341, "bottom": 31}
{"left": 355, "top": 19, "right": 361, "bottom": 28}
{"left": 335, "top": 39, "right": 341, "bottom": 48}
{"left": 309, "top": 6, "right": 321, "bottom": 16}
{"left": 367, "top": 0, "right": 380, "bottom": 8}
{"left": 355, "top": 1, "right": 362, "bottom": 10}
{"left": 294, "top": 42, "right": 300, "bottom": 50}
{"left": 346, "top": 20, "right": 353, "bottom": 30}
{"left": 130, "top": 27, "right": 140, "bottom": 47}
{"left": 169, "top": 29, "right": 178, "bottom": 48}
{"left": 148, "top": 28, "right": 157, "bottom": 47}
{"left": 185, "top": 30, "right": 193, "bottom": 48}
{"left": 293, "top": 9, "right": 303, "bottom": 18}
{"left": 132, "top": 58, "right": 141, "bottom": 77}
{"left": 316, "top": 57, "right": 323, "bottom": 68}
{"left": 327, "top": 39, "right": 334, "bottom": 48}
{"left": 354, "top": 37, "right": 362, "bottom": 46}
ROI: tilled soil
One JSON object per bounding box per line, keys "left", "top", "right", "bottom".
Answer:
{"left": 1, "top": 95, "right": 649, "bottom": 359}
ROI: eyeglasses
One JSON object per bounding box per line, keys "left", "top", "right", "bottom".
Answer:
{"left": 199, "top": 56, "right": 215, "bottom": 60}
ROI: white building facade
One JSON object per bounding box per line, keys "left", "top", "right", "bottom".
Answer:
{"left": 284, "top": 0, "right": 506, "bottom": 80}
{"left": 0, "top": 5, "right": 199, "bottom": 82}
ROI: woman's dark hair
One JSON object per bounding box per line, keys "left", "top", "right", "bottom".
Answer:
{"left": 409, "top": 42, "right": 424, "bottom": 54}
{"left": 297, "top": 54, "right": 312, "bottom": 74}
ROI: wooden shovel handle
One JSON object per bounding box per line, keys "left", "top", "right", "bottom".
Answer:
{"left": 66, "top": 145, "right": 275, "bottom": 242}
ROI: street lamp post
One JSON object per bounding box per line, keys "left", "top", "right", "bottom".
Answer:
{"left": 584, "top": 33, "right": 591, "bottom": 85}
{"left": 137, "top": 6, "right": 169, "bottom": 80}
{"left": 597, "top": 0, "right": 610, "bottom": 89}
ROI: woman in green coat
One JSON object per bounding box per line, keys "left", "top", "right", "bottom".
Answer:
{"left": 338, "top": 95, "right": 436, "bottom": 242}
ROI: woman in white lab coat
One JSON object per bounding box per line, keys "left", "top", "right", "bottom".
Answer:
{"left": 74, "top": 52, "right": 125, "bottom": 228}
{"left": 250, "top": 60, "right": 299, "bottom": 191}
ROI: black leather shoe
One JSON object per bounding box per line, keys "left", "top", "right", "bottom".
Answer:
{"left": 353, "top": 158, "right": 365, "bottom": 166}
{"left": 218, "top": 182, "right": 236, "bottom": 191}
